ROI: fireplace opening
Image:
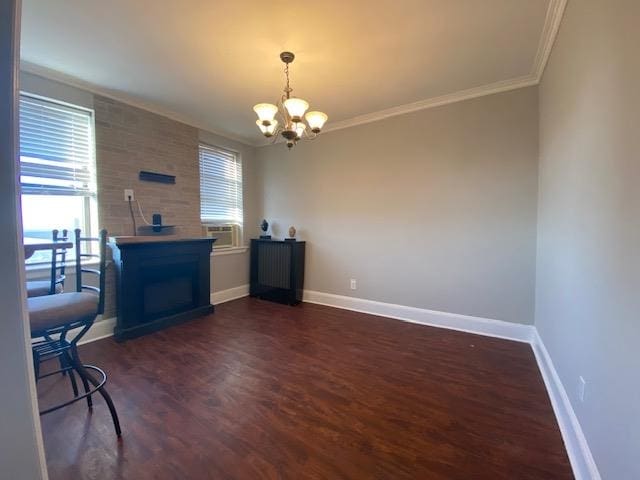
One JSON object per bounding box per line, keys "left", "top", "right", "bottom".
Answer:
{"left": 140, "top": 261, "right": 198, "bottom": 321}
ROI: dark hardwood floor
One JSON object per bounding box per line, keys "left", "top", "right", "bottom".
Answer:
{"left": 38, "top": 297, "right": 573, "bottom": 479}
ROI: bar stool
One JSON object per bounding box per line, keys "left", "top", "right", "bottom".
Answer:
{"left": 29, "top": 229, "right": 121, "bottom": 437}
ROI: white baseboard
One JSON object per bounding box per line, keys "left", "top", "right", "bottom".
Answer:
{"left": 76, "top": 315, "right": 117, "bottom": 345}
{"left": 531, "top": 330, "right": 601, "bottom": 480}
{"left": 303, "top": 290, "right": 534, "bottom": 343}
{"left": 211, "top": 284, "right": 250, "bottom": 305}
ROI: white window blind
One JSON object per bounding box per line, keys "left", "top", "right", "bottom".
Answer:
{"left": 19, "top": 94, "right": 96, "bottom": 196}
{"left": 199, "top": 144, "right": 243, "bottom": 225}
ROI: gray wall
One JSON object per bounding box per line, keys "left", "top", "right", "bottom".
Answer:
{"left": 257, "top": 87, "right": 539, "bottom": 324}
{"left": 0, "top": 0, "right": 48, "bottom": 477}
{"left": 535, "top": 1, "right": 640, "bottom": 478}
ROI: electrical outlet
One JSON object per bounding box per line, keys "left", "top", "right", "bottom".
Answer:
{"left": 350, "top": 279, "right": 357, "bottom": 290}
{"left": 578, "top": 376, "right": 586, "bottom": 402}
{"left": 124, "top": 189, "right": 134, "bottom": 202}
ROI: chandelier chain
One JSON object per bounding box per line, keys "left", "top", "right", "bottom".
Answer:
{"left": 284, "top": 62, "right": 292, "bottom": 98}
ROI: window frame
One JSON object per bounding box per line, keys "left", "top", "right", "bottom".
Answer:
{"left": 19, "top": 92, "right": 98, "bottom": 265}
{"left": 198, "top": 143, "right": 244, "bottom": 247}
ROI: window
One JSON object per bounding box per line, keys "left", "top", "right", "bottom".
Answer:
{"left": 19, "top": 94, "right": 98, "bottom": 264}
{"left": 199, "top": 144, "right": 243, "bottom": 227}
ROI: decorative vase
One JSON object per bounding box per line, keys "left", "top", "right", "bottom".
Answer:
{"left": 259, "top": 219, "right": 271, "bottom": 240}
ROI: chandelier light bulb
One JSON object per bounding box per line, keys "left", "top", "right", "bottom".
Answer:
{"left": 294, "top": 122, "right": 306, "bottom": 140}
{"left": 256, "top": 119, "right": 278, "bottom": 137}
{"left": 283, "top": 98, "right": 309, "bottom": 122}
{"left": 253, "top": 103, "right": 278, "bottom": 126}
{"left": 305, "top": 111, "right": 328, "bottom": 133}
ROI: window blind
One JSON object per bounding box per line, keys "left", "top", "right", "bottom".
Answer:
{"left": 199, "top": 144, "right": 243, "bottom": 225}
{"left": 19, "top": 94, "right": 96, "bottom": 196}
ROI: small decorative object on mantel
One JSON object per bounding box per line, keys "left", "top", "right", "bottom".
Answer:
{"left": 259, "top": 219, "right": 271, "bottom": 240}
{"left": 135, "top": 208, "right": 176, "bottom": 236}
{"left": 285, "top": 225, "right": 296, "bottom": 241}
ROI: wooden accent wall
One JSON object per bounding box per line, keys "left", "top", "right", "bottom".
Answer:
{"left": 93, "top": 95, "right": 202, "bottom": 317}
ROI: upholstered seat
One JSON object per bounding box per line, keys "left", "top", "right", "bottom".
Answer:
{"left": 26, "top": 279, "right": 63, "bottom": 298}
{"left": 28, "top": 292, "right": 98, "bottom": 336}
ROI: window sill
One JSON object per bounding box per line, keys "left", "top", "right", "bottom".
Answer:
{"left": 211, "top": 246, "right": 249, "bottom": 257}
{"left": 25, "top": 259, "right": 102, "bottom": 276}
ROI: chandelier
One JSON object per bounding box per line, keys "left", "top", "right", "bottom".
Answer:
{"left": 253, "top": 52, "right": 328, "bottom": 149}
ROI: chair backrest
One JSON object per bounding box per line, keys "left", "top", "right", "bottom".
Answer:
{"left": 49, "top": 228, "right": 68, "bottom": 294}
{"left": 74, "top": 228, "right": 107, "bottom": 315}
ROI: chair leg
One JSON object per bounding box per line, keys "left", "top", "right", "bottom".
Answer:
{"left": 60, "top": 351, "right": 79, "bottom": 398}
{"left": 70, "top": 345, "right": 121, "bottom": 437}
{"left": 32, "top": 350, "right": 40, "bottom": 381}
{"left": 58, "top": 354, "right": 67, "bottom": 376}
{"left": 72, "top": 352, "right": 93, "bottom": 410}
{"left": 57, "top": 331, "right": 68, "bottom": 376}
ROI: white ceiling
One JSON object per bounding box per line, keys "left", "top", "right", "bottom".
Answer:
{"left": 20, "top": 0, "right": 559, "bottom": 145}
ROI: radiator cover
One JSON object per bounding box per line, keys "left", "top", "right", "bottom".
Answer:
{"left": 250, "top": 239, "right": 305, "bottom": 305}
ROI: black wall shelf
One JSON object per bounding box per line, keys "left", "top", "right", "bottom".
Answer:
{"left": 139, "top": 170, "right": 176, "bottom": 184}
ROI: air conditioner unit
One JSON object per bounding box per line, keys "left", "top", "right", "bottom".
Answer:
{"left": 202, "top": 224, "right": 239, "bottom": 248}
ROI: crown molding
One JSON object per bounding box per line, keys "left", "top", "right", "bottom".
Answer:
{"left": 19, "top": 61, "right": 259, "bottom": 147}
{"left": 532, "top": 0, "right": 568, "bottom": 82}
{"left": 322, "top": 74, "right": 538, "bottom": 136}
{"left": 257, "top": 73, "right": 538, "bottom": 147}
{"left": 256, "top": 73, "right": 538, "bottom": 146}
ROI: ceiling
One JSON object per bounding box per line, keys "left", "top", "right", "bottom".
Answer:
{"left": 20, "top": 0, "right": 562, "bottom": 145}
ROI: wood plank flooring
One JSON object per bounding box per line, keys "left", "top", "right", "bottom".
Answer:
{"left": 38, "top": 297, "right": 573, "bottom": 479}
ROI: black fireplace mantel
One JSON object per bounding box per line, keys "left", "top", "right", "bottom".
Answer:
{"left": 109, "top": 236, "right": 216, "bottom": 341}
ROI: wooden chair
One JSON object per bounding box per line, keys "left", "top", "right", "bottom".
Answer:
{"left": 26, "top": 228, "right": 68, "bottom": 297}
{"left": 28, "top": 228, "right": 121, "bottom": 437}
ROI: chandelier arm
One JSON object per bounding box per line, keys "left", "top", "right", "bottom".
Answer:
{"left": 304, "top": 129, "right": 319, "bottom": 141}
{"left": 302, "top": 124, "right": 318, "bottom": 140}
{"left": 272, "top": 96, "right": 285, "bottom": 130}
{"left": 270, "top": 128, "right": 281, "bottom": 144}
{"left": 278, "top": 94, "right": 294, "bottom": 131}
{"left": 276, "top": 110, "right": 288, "bottom": 131}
